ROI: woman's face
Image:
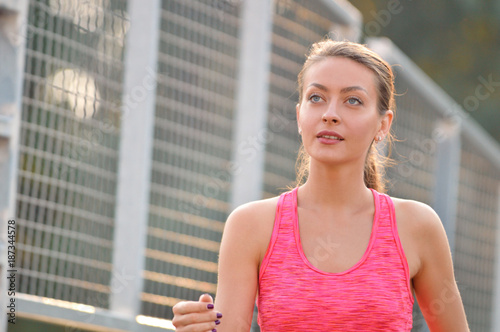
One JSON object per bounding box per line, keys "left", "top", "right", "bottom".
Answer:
{"left": 296, "top": 56, "right": 392, "bottom": 167}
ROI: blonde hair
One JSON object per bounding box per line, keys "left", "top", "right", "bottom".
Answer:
{"left": 295, "top": 40, "right": 396, "bottom": 193}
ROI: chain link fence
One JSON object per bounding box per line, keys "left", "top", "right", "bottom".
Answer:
{"left": 143, "top": 0, "right": 241, "bottom": 320}
{"left": 454, "top": 136, "right": 499, "bottom": 331}
{"left": 17, "top": 0, "right": 128, "bottom": 309}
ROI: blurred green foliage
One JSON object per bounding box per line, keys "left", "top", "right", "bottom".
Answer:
{"left": 351, "top": 0, "right": 500, "bottom": 143}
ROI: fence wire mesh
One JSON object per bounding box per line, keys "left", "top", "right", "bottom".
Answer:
{"left": 16, "top": 0, "right": 128, "bottom": 308}
{"left": 142, "top": 0, "right": 241, "bottom": 320}
{"left": 454, "top": 136, "right": 500, "bottom": 332}
{"left": 386, "top": 85, "right": 439, "bottom": 206}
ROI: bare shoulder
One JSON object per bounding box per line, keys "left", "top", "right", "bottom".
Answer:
{"left": 227, "top": 195, "right": 279, "bottom": 224}
{"left": 222, "top": 194, "right": 281, "bottom": 262}
{"left": 390, "top": 197, "right": 449, "bottom": 278}
{"left": 391, "top": 197, "right": 443, "bottom": 235}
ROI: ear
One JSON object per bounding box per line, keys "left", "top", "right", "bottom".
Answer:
{"left": 296, "top": 103, "right": 302, "bottom": 134}
{"left": 377, "top": 110, "right": 393, "bottom": 139}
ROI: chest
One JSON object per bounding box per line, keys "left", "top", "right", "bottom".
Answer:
{"left": 297, "top": 208, "right": 374, "bottom": 274}
{"left": 257, "top": 193, "right": 415, "bottom": 331}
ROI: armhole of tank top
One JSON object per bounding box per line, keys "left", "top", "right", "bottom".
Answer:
{"left": 258, "top": 191, "right": 286, "bottom": 282}
{"left": 386, "top": 194, "right": 415, "bottom": 304}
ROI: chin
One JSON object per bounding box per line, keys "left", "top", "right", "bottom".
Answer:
{"left": 306, "top": 148, "right": 362, "bottom": 167}
{"left": 308, "top": 151, "right": 346, "bottom": 165}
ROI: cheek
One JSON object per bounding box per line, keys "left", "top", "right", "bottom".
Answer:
{"left": 345, "top": 115, "right": 379, "bottom": 138}
{"left": 298, "top": 111, "right": 316, "bottom": 128}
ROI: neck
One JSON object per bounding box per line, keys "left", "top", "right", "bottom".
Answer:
{"left": 298, "top": 160, "right": 373, "bottom": 213}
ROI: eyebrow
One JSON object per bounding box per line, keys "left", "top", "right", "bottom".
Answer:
{"left": 307, "top": 83, "right": 368, "bottom": 95}
{"left": 340, "top": 86, "right": 368, "bottom": 94}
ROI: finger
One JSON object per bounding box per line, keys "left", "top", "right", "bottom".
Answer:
{"left": 173, "top": 314, "right": 221, "bottom": 331}
{"left": 172, "top": 300, "right": 215, "bottom": 316}
{"left": 173, "top": 310, "right": 221, "bottom": 326}
{"left": 198, "top": 293, "right": 214, "bottom": 304}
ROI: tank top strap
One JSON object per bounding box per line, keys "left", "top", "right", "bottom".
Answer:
{"left": 371, "top": 191, "right": 413, "bottom": 302}
{"left": 371, "top": 190, "right": 391, "bottom": 235}
{"left": 280, "top": 187, "right": 298, "bottom": 226}
{"left": 369, "top": 190, "right": 398, "bottom": 254}
{"left": 373, "top": 191, "right": 401, "bottom": 243}
{"left": 258, "top": 188, "right": 297, "bottom": 281}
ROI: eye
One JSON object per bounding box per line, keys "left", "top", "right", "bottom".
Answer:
{"left": 308, "top": 94, "right": 323, "bottom": 103}
{"left": 346, "top": 97, "right": 362, "bottom": 105}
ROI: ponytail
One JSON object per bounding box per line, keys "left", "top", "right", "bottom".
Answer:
{"left": 364, "top": 145, "right": 386, "bottom": 193}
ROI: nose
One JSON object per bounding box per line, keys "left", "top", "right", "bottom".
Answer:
{"left": 322, "top": 103, "right": 340, "bottom": 124}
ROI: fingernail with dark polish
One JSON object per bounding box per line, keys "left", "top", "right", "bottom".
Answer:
{"left": 212, "top": 329, "right": 217, "bottom": 332}
{"left": 207, "top": 304, "right": 214, "bottom": 309}
{"left": 215, "top": 320, "right": 221, "bottom": 325}
{"left": 217, "top": 312, "right": 223, "bottom": 319}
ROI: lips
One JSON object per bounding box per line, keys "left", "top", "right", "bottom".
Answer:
{"left": 316, "top": 130, "right": 344, "bottom": 141}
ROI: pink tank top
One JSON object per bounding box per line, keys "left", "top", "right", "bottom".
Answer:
{"left": 257, "top": 187, "right": 414, "bottom": 331}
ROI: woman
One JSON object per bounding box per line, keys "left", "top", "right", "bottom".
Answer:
{"left": 172, "top": 40, "right": 469, "bottom": 331}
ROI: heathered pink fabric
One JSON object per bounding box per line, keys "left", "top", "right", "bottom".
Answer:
{"left": 257, "top": 187, "right": 414, "bottom": 331}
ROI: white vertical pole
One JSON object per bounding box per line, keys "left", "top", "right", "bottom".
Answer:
{"left": 230, "top": 1, "right": 274, "bottom": 331}
{"left": 230, "top": 0, "right": 274, "bottom": 210}
{"left": 0, "top": 1, "right": 29, "bottom": 331}
{"left": 433, "top": 120, "right": 461, "bottom": 255}
{"left": 109, "top": 0, "right": 160, "bottom": 321}
{"left": 492, "top": 184, "right": 500, "bottom": 332}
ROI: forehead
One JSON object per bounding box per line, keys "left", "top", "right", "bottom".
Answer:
{"left": 302, "top": 57, "right": 377, "bottom": 95}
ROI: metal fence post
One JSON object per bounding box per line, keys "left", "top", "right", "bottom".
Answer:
{"left": 109, "top": 0, "right": 161, "bottom": 322}
{"left": 433, "top": 119, "right": 461, "bottom": 254}
{"left": 230, "top": 1, "right": 273, "bottom": 331}
{"left": 0, "top": 1, "right": 28, "bottom": 331}
{"left": 230, "top": 0, "right": 274, "bottom": 210}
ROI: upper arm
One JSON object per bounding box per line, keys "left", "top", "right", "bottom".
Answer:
{"left": 214, "top": 199, "right": 276, "bottom": 332}
{"left": 404, "top": 201, "right": 469, "bottom": 331}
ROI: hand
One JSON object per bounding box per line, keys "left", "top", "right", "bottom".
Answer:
{"left": 172, "top": 293, "right": 223, "bottom": 331}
